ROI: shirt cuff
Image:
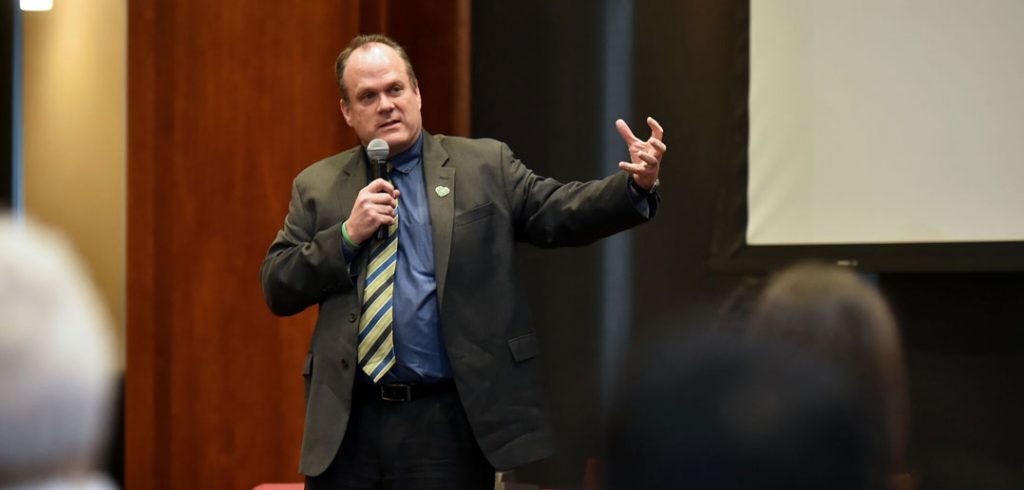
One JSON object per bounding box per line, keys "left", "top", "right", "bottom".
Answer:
{"left": 626, "top": 177, "right": 652, "bottom": 219}
{"left": 341, "top": 220, "right": 361, "bottom": 263}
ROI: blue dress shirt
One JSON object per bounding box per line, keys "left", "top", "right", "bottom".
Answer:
{"left": 344, "top": 131, "right": 651, "bottom": 384}
{"left": 348, "top": 133, "right": 452, "bottom": 384}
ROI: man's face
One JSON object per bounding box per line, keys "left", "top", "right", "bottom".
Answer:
{"left": 340, "top": 44, "right": 423, "bottom": 156}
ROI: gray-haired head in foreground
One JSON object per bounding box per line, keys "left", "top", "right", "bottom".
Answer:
{"left": 0, "top": 216, "right": 115, "bottom": 486}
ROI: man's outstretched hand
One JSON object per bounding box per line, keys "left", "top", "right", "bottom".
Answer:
{"left": 616, "top": 117, "right": 666, "bottom": 191}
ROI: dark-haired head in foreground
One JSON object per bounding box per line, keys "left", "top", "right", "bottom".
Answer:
{"left": 606, "top": 334, "right": 876, "bottom": 490}
{"left": 749, "top": 262, "right": 910, "bottom": 489}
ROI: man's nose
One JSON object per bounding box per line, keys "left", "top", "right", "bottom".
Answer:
{"left": 378, "top": 94, "right": 395, "bottom": 112}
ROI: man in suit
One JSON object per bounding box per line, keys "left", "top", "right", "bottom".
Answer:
{"left": 261, "top": 34, "right": 665, "bottom": 489}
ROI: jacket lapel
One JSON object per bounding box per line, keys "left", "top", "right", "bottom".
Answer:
{"left": 421, "top": 133, "right": 454, "bottom": 308}
{"left": 337, "top": 149, "right": 371, "bottom": 301}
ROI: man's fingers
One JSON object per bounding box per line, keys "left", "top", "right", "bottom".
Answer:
{"left": 650, "top": 138, "right": 667, "bottom": 155}
{"left": 361, "top": 192, "right": 398, "bottom": 206}
{"left": 365, "top": 178, "right": 396, "bottom": 194}
{"left": 361, "top": 180, "right": 400, "bottom": 207}
{"left": 356, "top": 203, "right": 394, "bottom": 217}
{"left": 637, "top": 151, "right": 659, "bottom": 167}
{"left": 361, "top": 205, "right": 396, "bottom": 227}
{"left": 618, "top": 161, "right": 648, "bottom": 174}
{"left": 647, "top": 117, "right": 664, "bottom": 140}
{"left": 616, "top": 119, "right": 638, "bottom": 144}
{"left": 372, "top": 204, "right": 395, "bottom": 215}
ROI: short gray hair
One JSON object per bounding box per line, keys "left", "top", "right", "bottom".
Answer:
{"left": 0, "top": 216, "right": 115, "bottom": 484}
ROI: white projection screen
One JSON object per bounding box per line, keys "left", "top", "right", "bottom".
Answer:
{"left": 748, "top": 0, "right": 1024, "bottom": 247}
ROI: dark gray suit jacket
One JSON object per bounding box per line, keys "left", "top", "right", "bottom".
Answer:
{"left": 260, "top": 133, "right": 656, "bottom": 476}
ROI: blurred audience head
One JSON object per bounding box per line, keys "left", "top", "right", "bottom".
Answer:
{"left": 748, "top": 261, "right": 910, "bottom": 488}
{"left": 606, "top": 333, "right": 875, "bottom": 490}
{"left": 0, "top": 216, "right": 116, "bottom": 488}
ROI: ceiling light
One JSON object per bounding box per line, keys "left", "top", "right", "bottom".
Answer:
{"left": 21, "top": 0, "right": 53, "bottom": 12}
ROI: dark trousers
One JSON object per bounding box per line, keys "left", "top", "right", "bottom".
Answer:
{"left": 306, "top": 384, "right": 495, "bottom": 490}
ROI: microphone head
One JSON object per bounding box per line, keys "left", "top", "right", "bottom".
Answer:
{"left": 367, "top": 139, "right": 390, "bottom": 162}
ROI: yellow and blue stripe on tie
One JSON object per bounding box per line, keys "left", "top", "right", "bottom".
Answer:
{"left": 358, "top": 214, "right": 400, "bottom": 382}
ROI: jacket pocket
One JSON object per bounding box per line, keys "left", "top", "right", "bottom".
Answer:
{"left": 302, "top": 352, "right": 313, "bottom": 401}
{"left": 302, "top": 352, "right": 314, "bottom": 376}
{"left": 454, "top": 202, "right": 494, "bottom": 227}
{"left": 507, "top": 332, "right": 539, "bottom": 363}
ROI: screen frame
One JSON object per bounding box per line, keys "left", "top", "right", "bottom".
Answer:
{"left": 709, "top": 1, "right": 1024, "bottom": 274}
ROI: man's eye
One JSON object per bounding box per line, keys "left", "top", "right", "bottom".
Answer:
{"left": 389, "top": 86, "right": 403, "bottom": 95}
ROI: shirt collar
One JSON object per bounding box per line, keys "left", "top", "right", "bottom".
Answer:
{"left": 389, "top": 131, "right": 424, "bottom": 174}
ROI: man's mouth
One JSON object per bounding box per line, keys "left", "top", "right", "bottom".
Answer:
{"left": 379, "top": 120, "right": 401, "bottom": 130}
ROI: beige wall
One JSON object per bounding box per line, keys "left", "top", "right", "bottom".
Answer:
{"left": 22, "top": 0, "right": 126, "bottom": 366}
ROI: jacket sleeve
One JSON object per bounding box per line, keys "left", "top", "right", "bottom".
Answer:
{"left": 260, "top": 177, "right": 355, "bottom": 316}
{"left": 500, "top": 142, "right": 656, "bottom": 248}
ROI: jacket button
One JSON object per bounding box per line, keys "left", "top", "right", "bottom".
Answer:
{"left": 348, "top": 312, "right": 357, "bottom": 323}
{"left": 341, "top": 359, "right": 350, "bottom": 369}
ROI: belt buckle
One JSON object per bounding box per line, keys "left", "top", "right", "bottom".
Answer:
{"left": 380, "top": 383, "right": 413, "bottom": 402}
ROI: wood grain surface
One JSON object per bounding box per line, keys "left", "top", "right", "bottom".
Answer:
{"left": 126, "top": 1, "right": 468, "bottom": 487}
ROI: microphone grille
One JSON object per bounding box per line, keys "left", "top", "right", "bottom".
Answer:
{"left": 367, "top": 139, "right": 389, "bottom": 161}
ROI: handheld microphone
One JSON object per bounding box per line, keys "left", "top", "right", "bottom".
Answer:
{"left": 366, "top": 138, "right": 391, "bottom": 240}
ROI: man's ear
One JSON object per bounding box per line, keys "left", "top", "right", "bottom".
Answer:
{"left": 339, "top": 99, "right": 353, "bottom": 126}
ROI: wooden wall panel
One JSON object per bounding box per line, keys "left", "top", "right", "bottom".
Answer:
{"left": 127, "top": 1, "right": 468, "bottom": 488}
{"left": 362, "top": 0, "right": 472, "bottom": 137}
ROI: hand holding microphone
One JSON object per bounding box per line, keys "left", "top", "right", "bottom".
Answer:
{"left": 343, "top": 139, "right": 399, "bottom": 245}
{"left": 367, "top": 139, "right": 393, "bottom": 241}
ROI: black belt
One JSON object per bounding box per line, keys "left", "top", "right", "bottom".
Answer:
{"left": 355, "top": 379, "right": 456, "bottom": 402}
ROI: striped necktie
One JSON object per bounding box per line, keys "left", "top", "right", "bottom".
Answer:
{"left": 358, "top": 198, "right": 399, "bottom": 382}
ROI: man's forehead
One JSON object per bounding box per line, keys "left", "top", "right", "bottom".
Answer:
{"left": 352, "top": 42, "right": 398, "bottom": 62}
{"left": 345, "top": 44, "right": 406, "bottom": 87}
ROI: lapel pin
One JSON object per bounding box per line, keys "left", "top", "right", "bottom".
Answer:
{"left": 435, "top": 185, "right": 450, "bottom": 198}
